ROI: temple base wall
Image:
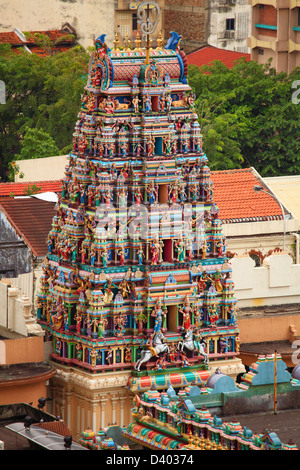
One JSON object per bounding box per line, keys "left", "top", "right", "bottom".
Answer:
{"left": 48, "top": 363, "right": 133, "bottom": 440}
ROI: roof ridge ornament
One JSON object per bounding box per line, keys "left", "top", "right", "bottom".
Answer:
{"left": 137, "top": 1, "right": 160, "bottom": 64}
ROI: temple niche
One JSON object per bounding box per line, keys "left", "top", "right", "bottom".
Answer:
{"left": 36, "top": 29, "right": 244, "bottom": 436}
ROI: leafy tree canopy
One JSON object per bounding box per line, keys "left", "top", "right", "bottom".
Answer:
{"left": 0, "top": 45, "right": 299, "bottom": 180}
{"left": 0, "top": 44, "right": 89, "bottom": 180}
{"left": 188, "top": 59, "right": 300, "bottom": 176}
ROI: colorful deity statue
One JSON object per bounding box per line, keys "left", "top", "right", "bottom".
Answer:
{"left": 175, "top": 238, "right": 185, "bottom": 262}
{"left": 134, "top": 187, "right": 143, "bottom": 205}
{"left": 118, "top": 247, "right": 125, "bottom": 266}
{"left": 151, "top": 298, "right": 165, "bottom": 334}
{"left": 143, "top": 93, "right": 152, "bottom": 112}
{"left": 169, "top": 182, "right": 178, "bottom": 204}
{"left": 179, "top": 295, "right": 192, "bottom": 331}
{"left": 132, "top": 95, "right": 140, "bottom": 113}
{"left": 137, "top": 247, "right": 144, "bottom": 266}
{"left": 146, "top": 136, "right": 155, "bottom": 157}
{"left": 151, "top": 237, "right": 162, "bottom": 265}
{"left": 146, "top": 181, "right": 157, "bottom": 204}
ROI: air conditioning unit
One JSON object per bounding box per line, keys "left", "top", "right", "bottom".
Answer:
{"left": 224, "top": 30, "right": 235, "bottom": 38}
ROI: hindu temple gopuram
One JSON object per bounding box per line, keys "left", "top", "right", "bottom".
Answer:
{"left": 36, "top": 28, "right": 245, "bottom": 437}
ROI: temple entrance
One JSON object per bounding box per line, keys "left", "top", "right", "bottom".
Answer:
{"left": 158, "top": 183, "right": 168, "bottom": 204}
{"left": 162, "top": 239, "right": 173, "bottom": 263}
{"left": 151, "top": 95, "right": 159, "bottom": 112}
{"left": 166, "top": 304, "right": 178, "bottom": 332}
{"left": 155, "top": 137, "right": 163, "bottom": 156}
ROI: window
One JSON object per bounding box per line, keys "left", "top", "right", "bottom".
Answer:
{"left": 0, "top": 269, "right": 15, "bottom": 279}
{"left": 118, "top": 24, "right": 131, "bottom": 37}
{"left": 258, "top": 49, "right": 264, "bottom": 55}
{"left": 132, "top": 13, "right": 138, "bottom": 31}
{"left": 298, "top": 8, "right": 300, "bottom": 27}
{"left": 226, "top": 18, "right": 235, "bottom": 31}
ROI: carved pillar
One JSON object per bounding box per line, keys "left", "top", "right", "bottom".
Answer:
{"left": 65, "top": 392, "right": 72, "bottom": 430}
{"left": 111, "top": 393, "right": 119, "bottom": 425}
{"left": 119, "top": 396, "right": 126, "bottom": 428}
{"left": 99, "top": 395, "right": 108, "bottom": 429}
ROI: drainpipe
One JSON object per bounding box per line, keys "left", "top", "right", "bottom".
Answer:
{"left": 294, "top": 233, "right": 300, "bottom": 264}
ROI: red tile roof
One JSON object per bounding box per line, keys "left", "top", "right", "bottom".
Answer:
{"left": 0, "top": 28, "right": 76, "bottom": 55}
{"left": 0, "top": 31, "right": 22, "bottom": 45}
{"left": 35, "top": 420, "right": 72, "bottom": 437}
{"left": 0, "top": 180, "right": 62, "bottom": 197}
{"left": 0, "top": 197, "right": 56, "bottom": 257}
{"left": 187, "top": 45, "right": 251, "bottom": 69}
{"left": 0, "top": 169, "right": 285, "bottom": 252}
{"left": 210, "top": 168, "right": 285, "bottom": 223}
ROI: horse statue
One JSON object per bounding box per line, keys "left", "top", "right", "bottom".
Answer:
{"left": 177, "top": 328, "right": 208, "bottom": 364}
{"left": 134, "top": 331, "right": 169, "bottom": 371}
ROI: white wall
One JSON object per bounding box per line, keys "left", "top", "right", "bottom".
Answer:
{"left": 0, "top": 0, "right": 115, "bottom": 49}
{"left": 231, "top": 253, "right": 300, "bottom": 308}
{"left": 0, "top": 274, "right": 44, "bottom": 337}
{"left": 208, "top": 0, "right": 251, "bottom": 52}
{"left": 15, "top": 155, "right": 68, "bottom": 182}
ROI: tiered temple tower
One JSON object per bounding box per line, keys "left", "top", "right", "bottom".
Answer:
{"left": 36, "top": 30, "right": 245, "bottom": 437}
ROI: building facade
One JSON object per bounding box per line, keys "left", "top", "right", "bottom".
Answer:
{"left": 115, "top": 0, "right": 164, "bottom": 48}
{"left": 248, "top": 0, "right": 300, "bottom": 73}
{"left": 163, "top": 0, "right": 208, "bottom": 53}
{"left": 208, "top": 0, "right": 252, "bottom": 53}
{"left": 0, "top": 0, "right": 115, "bottom": 49}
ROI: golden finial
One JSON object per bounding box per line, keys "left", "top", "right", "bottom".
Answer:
{"left": 193, "top": 435, "right": 199, "bottom": 448}
{"left": 124, "top": 33, "right": 131, "bottom": 51}
{"left": 156, "top": 31, "right": 163, "bottom": 50}
{"left": 145, "top": 35, "right": 152, "bottom": 64}
{"left": 113, "top": 32, "right": 120, "bottom": 52}
{"left": 134, "top": 32, "right": 142, "bottom": 51}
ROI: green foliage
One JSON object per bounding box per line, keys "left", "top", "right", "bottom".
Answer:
{"left": 14, "top": 127, "right": 60, "bottom": 160}
{"left": 188, "top": 59, "right": 300, "bottom": 176}
{"left": 23, "top": 183, "right": 42, "bottom": 196}
{"left": 0, "top": 45, "right": 89, "bottom": 180}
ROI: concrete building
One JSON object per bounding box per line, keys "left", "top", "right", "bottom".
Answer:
{"left": 163, "top": 0, "right": 208, "bottom": 53}
{"left": 208, "top": 0, "right": 252, "bottom": 53}
{"left": 247, "top": 0, "right": 300, "bottom": 74}
{"left": 114, "top": 0, "right": 164, "bottom": 47}
{"left": 210, "top": 167, "right": 299, "bottom": 264}
{"left": 14, "top": 156, "right": 68, "bottom": 183}
{"left": 0, "top": 329, "right": 55, "bottom": 409}
{"left": 0, "top": 196, "right": 56, "bottom": 280}
{"left": 0, "top": 0, "right": 115, "bottom": 49}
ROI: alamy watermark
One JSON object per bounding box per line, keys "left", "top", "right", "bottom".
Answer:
{"left": 0, "top": 80, "right": 5, "bottom": 104}
{"left": 291, "top": 340, "right": 300, "bottom": 365}
{"left": 292, "top": 80, "right": 300, "bottom": 104}
{"left": 91, "top": 201, "right": 207, "bottom": 244}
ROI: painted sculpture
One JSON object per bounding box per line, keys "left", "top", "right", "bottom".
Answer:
{"left": 36, "top": 29, "right": 243, "bottom": 392}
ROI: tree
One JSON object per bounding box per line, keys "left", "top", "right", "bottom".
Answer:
{"left": 188, "top": 59, "right": 300, "bottom": 176}
{"left": 15, "top": 127, "right": 60, "bottom": 160}
{"left": 0, "top": 44, "right": 89, "bottom": 180}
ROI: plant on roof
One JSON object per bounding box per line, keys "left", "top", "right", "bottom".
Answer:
{"left": 23, "top": 183, "right": 42, "bottom": 196}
